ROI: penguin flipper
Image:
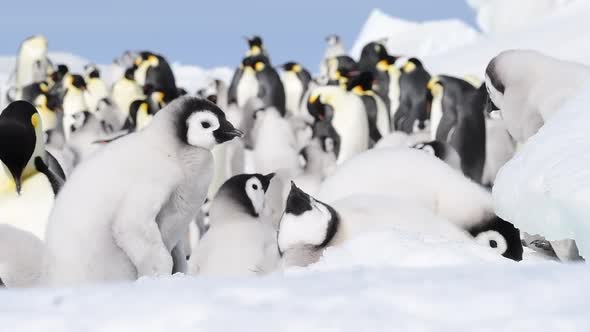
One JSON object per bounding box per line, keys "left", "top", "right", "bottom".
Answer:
{"left": 227, "top": 68, "right": 243, "bottom": 104}
{"left": 34, "top": 157, "right": 65, "bottom": 195}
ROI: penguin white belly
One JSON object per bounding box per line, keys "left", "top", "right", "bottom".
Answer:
{"left": 190, "top": 220, "right": 279, "bottom": 277}
{"left": 388, "top": 73, "right": 401, "bottom": 121}
{"left": 375, "top": 96, "right": 390, "bottom": 135}
{"left": 332, "top": 96, "right": 369, "bottom": 163}
{"left": 112, "top": 81, "right": 144, "bottom": 117}
{"left": 282, "top": 73, "right": 303, "bottom": 116}
{"left": 430, "top": 93, "right": 443, "bottom": 140}
{"left": 0, "top": 173, "right": 55, "bottom": 240}
{"left": 236, "top": 73, "right": 259, "bottom": 109}
{"left": 482, "top": 118, "right": 516, "bottom": 186}
{"left": 318, "top": 148, "right": 494, "bottom": 229}
{"left": 63, "top": 92, "right": 87, "bottom": 116}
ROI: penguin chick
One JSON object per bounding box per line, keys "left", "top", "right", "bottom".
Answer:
{"left": 111, "top": 67, "right": 145, "bottom": 120}
{"left": 278, "top": 183, "right": 506, "bottom": 268}
{"left": 485, "top": 50, "right": 590, "bottom": 143}
{"left": 0, "top": 225, "right": 45, "bottom": 287}
{"left": 0, "top": 101, "right": 64, "bottom": 240}
{"left": 293, "top": 135, "right": 338, "bottom": 195}
{"left": 189, "top": 173, "right": 279, "bottom": 277}
{"left": 44, "top": 97, "right": 242, "bottom": 285}
{"left": 317, "top": 148, "right": 523, "bottom": 261}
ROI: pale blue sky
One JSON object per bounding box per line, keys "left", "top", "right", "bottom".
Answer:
{"left": 0, "top": 0, "right": 476, "bottom": 68}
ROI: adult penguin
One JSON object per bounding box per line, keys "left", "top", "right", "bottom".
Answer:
{"left": 133, "top": 51, "right": 178, "bottom": 102}
{"left": 236, "top": 56, "right": 286, "bottom": 116}
{"left": 0, "top": 101, "right": 65, "bottom": 240}
{"left": 320, "top": 34, "right": 346, "bottom": 78}
{"left": 325, "top": 55, "right": 359, "bottom": 86}
{"left": 228, "top": 36, "right": 270, "bottom": 105}
{"left": 111, "top": 67, "right": 145, "bottom": 120}
{"left": 394, "top": 58, "right": 431, "bottom": 134}
{"left": 20, "top": 81, "right": 60, "bottom": 132}
{"left": 8, "top": 35, "right": 51, "bottom": 101}
{"left": 358, "top": 41, "right": 390, "bottom": 73}
{"left": 428, "top": 76, "right": 486, "bottom": 183}
{"left": 346, "top": 71, "right": 390, "bottom": 143}
{"left": 280, "top": 62, "right": 312, "bottom": 116}
{"left": 83, "top": 64, "right": 109, "bottom": 112}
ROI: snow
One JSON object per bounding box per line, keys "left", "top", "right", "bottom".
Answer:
{"left": 350, "top": 9, "right": 480, "bottom": 60}
{"left": 493, "top": 82, "right": 590, "bottom": 258}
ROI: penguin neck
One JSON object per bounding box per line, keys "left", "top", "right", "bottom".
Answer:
{"left": 208, "top": 192, "right": 260, "bottom": 225}
{"left": 281, "top": 245, "right": 324, "bottom": 268}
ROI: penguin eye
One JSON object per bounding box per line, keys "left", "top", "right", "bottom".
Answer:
{"left": 489, "top": 240, "right": 498, "bottom": 248}
{"left": 252, "top": 184, "right": 259, "bottom": 190}
{"left": 201, "top": 121, "right": 211, "bottom": 129}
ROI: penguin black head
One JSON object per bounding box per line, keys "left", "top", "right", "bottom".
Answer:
{"left": 246, "top": 35, "right": 263, "bottom": 51}
{"left": 217, "top": 173, "right": 275, "bottom": 217}
{"left": 49, "top": 64, "right": 69, "bottom": 84}
{"left": 402, "top": 58, "right": 423, "bottom": 74}
{"left": 67, "top": 74, "right": 87, "bottom": 91}
{"left": 242, "top": 56, "right": 268, "bottom": 73}
{"left": 329, "top": 56, "right": 359, "bottom": 83}
{"left": 0, "top": 101, "right": 40, "bottom": 194}
{"left": 346, "top": 71, "right": 374, "bottom": 93}
{"left": 124, "top": 67, "right": 136, "bottom": 80}
{"left": 281, "top": 62, "right": 302, "bottom": 73}
{"left": 278, "top": 182, "right": 339, "bottom": 254}
{"left": 84, "top": 64, "right": 100, "bottom": 79}
{"left": 468, "top": 216, "right": 523, "bottom": 261}
{"left": 307, "top": 93, "right": 335, "bottom": 123}
{"left": 359, "top": 42, "right": 389, "bottom": 71}
{"left": 170, "top": 97, "right": 242, "bottom": 149}
{"left": 325, "top": 34, "right": 340, "bottom": 44}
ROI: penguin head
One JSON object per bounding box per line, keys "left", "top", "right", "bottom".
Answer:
{"left": 346, "top": 71, "right": 374, "bottom": 94}
{"left": 278, "top": 182, "right": 339, "bottom": 254}
{"left": 245, "top": 35, "right": 264, "bottom": 56}
{"left": 0, "top": 101, "right": 41, "bottom": 194}
{"left": 327, "top": 56, "right": 359, "bottom": 85}
{"left": 402, "top": 58, "right": 423, "bottom": 74}
{"left": 468, "top": 216, "right": 523, "bottom": 261}
{"left": 359, "top": 41, "right": 389, "bottom": 71}
{"left": 83, "top": 64, "right": 100, "bottom": 79}
{"left": 307, "top": 93, "right": 335, "bottom": 123}
{"left": 241, "top": 56, "right": 268, "bottom": 74}
{"left": 216, "top": 173, "right": 275, "bottom": 217}
{"left": 66, "top": 74, "right": 87, "bottom": 91}
{"left": 48, "top": 64, "right": 69, "bottom": 85}
{"left": 325, "top": 34, "right": 340, "bottom": 45}
{"left": 166, "top": 97, "right": 242, "bottom": 149}
{"left": 135, "top": 52, "right": 160, "bottom": 67}
{"left": 123, "top": 67, "right": 136, "bottom": 80}
{"left": 280, "top": 62, "right": 303, "bottom": 73}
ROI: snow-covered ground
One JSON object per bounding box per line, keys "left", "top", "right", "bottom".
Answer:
{"left": 2, "top": 0, "right": 590, "bottom": 330}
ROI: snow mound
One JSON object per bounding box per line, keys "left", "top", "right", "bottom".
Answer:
{"left": 425, "top": 0, "right": 590, "bottom": 78}
{"left": 467, "top": 0, "right": 574, "bottom": 35}
{"left": 493, "top": 83, "right": 590, "bottom": 258}
{"left": 350, "top": 9, "right": 480, "bottom": 60}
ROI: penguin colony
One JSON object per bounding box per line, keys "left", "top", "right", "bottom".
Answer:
{"left": 0, "top": 34, "right": 585, "bottom": 288}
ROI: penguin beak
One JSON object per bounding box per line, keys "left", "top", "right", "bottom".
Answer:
{"left": 285, "top": 181, "right": 313, "bottom": 216}
{"left": 213, "top": 118, "right": 243, "bottom": 143}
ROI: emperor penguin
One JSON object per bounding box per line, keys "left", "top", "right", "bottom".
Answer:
{"left": 83, "top": 64, "right": 109, "bottom": 112}
{"left": 317, "top": 148, "right": 523, "bottom": 261}
{"left": 325, "top": 56, "right": 359, "bottom": 86}
{"left": 111, "top": 67, "right": 145, "bottom": 120}
{"left": 62, "top": 74, "right": 89, "bottom": 140}
{"left": 280, "top": 62, "right": 312, "bottom": 116}
{"left": 228, "top": 35, "right": 269, "bottom": 105}
{"left": 236, "top": 56, "right": 286, "bottom": 116}
{"left": 0, "top": 225, "right": 45, "bottom": 287}
{"left": 44, "top": 97, "right": 242, "bottom": 285}
{"left": 293, "top": 135, "right": 338, "bottom": 195}
{"left": 307, "top": 86, "right": 369, "bottom": 163}
{"left": 21, "top": 81, "right": 59, "bottom": 132}
{"left": 373, "top": 55, "right": 401, "bottom": 124}
{"left": 122, "top": 100, "right": 154, "bottom": 131}
{"left": 278, "top": 183, "right": 503, "bottom": 268}
{"left": 9, "top": 35, "right": 51, "bottom": 101}
{"left": 133, "top": 51, "right": 179, "bottom": 102}
{"left": 485, "top": 50, "right": 590, "bottom": 144}
{"left": 346, "top": 71, "right": 390, "bottom": 143}
{"left": 394, "top": 58, "right": 431, "bottom": 133}
{"left": 481, "top": 111, "right": 516, "bottom": 187}
{"left": 320, "top": 34, "right": 346, "bottom": 77}
{"left": 427, "top": 76, "right": 486, "bottom": 183}
{"left": 189, "top": 173, "right": 279, "bottom": 277}
{"left": 0, "top": 101, "right": 65, "bottom": 240}
{"left": 358, "top": 41, "right": 390, "bottom": 73}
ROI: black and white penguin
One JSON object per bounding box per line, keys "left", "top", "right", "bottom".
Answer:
{"left": 394, "top": 58, "right": 431, "bottom": 133}
{"left": 280, "top": 62, "right": 312, "bottom": 116}
{"left": 122, "top": 100, "right": 155, "bottom": 131}
{"left": 320, "top": 34, "right": 346, "bottom": 78}
{"left": 9, "top": 35, "right": 51, "bottom": 101}
{"left": 189, "top": 173, "right": 279, "bottom": 276}
{"left": 133, "top": 51, "right": 178, "bottom": 102}
{"left": 325, "top": 55, "right": 359, "bottom": 86}
{"left": 317, "top": 148, "right": 523, "bottom": 261}
{"left": 44, "top": 97, "right": 242, "bottom": 285}
{"left": 111, "top": 67, "right": 145, "bottom": 120}
{"left": 358, "top": 41, "right": 390, "bottom": 73}
{"left": 307, "top": 86, "right": 368, "bottom": 163}
{"left": 83, "top": 64, "right": 109, "bottom": 112}
{"left": 62, "top": 74, "right": 90, "bottom": 140}
{"left": 346, "top": 71, "right": 390, "bottom": 143}
{"left": 0, "top": 101, "right": 65, "bottom": 240}
{"left": 228, "top": 36, "right": 270, "bottom": 105}
{"left": 235, "top": 56, "right": 286, "bottom": 116}
{"left": 428, "top": 75, "right": 486, "bottom": 183}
